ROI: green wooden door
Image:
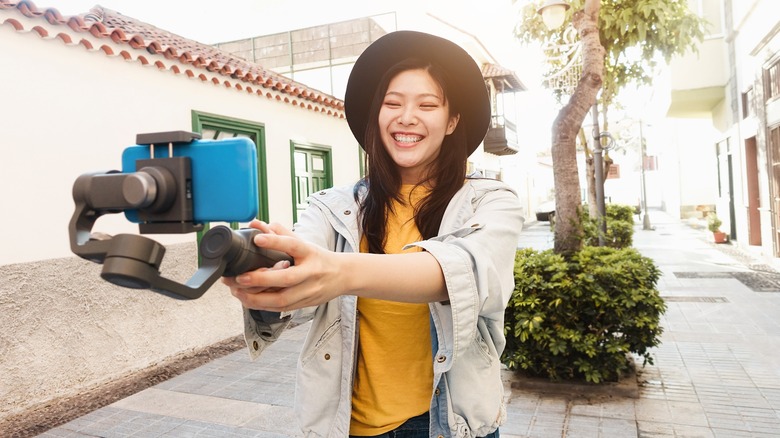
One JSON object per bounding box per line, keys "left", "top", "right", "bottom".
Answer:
{"left": 291, "top": 144, "right": 332, "bottom": 222}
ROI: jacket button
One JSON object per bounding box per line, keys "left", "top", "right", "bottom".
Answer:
{"left": 252, "top": 341, "right": 259, "bottom": 351}
{"left": 436, "top": 355, "right": 446, "bottom": 363}
{"left": 344, "top": 210, "right": 352, "bottom": 215}
{"left": 319, "top": 191, "right": 326, "bottom": 195}
{"left": 435, "top": 388, "right": 440, "bottom": 396}
{"left": 324, "top": 353, "right": 331, "bottom": 360}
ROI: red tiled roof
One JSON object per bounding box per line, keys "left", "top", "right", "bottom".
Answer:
{"left": 0, "top": 0, "right": 345, "bottom": 117}
{"left": 482, "top": 63, "right": 526, "bottom": 91}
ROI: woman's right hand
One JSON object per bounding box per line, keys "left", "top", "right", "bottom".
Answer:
{"left": 221, "top": 219, "right": 346, "bottom": 312}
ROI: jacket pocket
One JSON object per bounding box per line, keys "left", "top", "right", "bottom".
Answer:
{"left": 443, "top": 324, "right": 504, "bottom": 435}
{"left": 295, "top": 316, "right": 344, "bottom": 434}
{"left": 300, "top": 317, "right": 341, "bottom": 366}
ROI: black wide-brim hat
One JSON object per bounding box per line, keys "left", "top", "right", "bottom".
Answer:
{"left": 345, "top": 31, "right": 490, "bottom": 155}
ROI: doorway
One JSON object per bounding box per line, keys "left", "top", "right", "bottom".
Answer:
{"left": 745, "top": 136, "right": 762, "bottom": 245}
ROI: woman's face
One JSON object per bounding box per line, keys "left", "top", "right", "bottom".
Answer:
{"left": 377, "top": 69, "right": 460, "bottom": 184}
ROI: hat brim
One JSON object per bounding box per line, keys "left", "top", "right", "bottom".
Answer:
{"left": 344, "top": 31, "right": 490, "bottom": 155}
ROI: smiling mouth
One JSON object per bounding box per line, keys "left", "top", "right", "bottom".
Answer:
{"left": 393, "top": 134, "right": 423, "bottom": 144}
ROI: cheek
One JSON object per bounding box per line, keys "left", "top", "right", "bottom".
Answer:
{"left": 377, "top": 108, "right": 394, "bottom": 127}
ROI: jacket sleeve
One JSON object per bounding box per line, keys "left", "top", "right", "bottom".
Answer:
{"left": 408, "top": 183, "right": 523, "bottom": 366}
{"left": 241, "top": 200, "right": 336, "bottom": 360}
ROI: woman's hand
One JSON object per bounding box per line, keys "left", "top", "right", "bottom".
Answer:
{"left": 222, "top": 220, "right": 345, "bottom": 312}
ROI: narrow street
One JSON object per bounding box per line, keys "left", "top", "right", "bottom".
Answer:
{"left": 29, "top": 209, "right": 780, "bottom": 437}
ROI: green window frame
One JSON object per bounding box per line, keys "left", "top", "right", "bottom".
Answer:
{"left": 191, "top": 111, "right": 267, "bottom": 262}
{"left": 290, "top": 141, "right": 333, "bottom": 223}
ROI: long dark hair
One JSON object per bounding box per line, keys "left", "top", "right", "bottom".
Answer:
{"left": 355, "top": 58, "right": 470, "bottom": 254}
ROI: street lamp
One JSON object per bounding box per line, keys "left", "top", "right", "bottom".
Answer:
{"left": 537, "top": 0, "right": 571, "bottom": 31}
{"left": 639, "top": 120, "right": 653, "bottom": 230}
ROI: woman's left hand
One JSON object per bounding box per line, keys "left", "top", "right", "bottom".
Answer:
{"left": 221, "top": 220, "right": 345, "bottom": 312}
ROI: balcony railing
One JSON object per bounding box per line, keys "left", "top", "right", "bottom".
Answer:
{"left": 484, "top": 115, "right": 519, "bottom": 156}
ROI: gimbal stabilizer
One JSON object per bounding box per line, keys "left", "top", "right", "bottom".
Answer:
{"left": 68, "top": 131, "right": 292, "bottom": 300}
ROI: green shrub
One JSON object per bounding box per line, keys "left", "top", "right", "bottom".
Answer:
{"left": 503, "top": 246, "right": 666, "bottom": 383}
{"left": 606, "top": 204, "right": 636, "bottom": 224}
{"left": 581, "top": 204, "right": 635, "bottom": 248}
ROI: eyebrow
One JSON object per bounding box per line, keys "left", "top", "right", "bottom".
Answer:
{"left": 384, "top": 91, "right": 443, "bottom": 101}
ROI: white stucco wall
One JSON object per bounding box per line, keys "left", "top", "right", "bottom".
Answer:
{"left": 0, "top": 17, "right": 358, "bottom": 419}
{"left": 1, "top": 25, "right": 359, "bottom": 266}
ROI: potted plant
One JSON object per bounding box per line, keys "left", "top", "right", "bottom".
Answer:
{"left": 707, "top": 214, "right": 728, "bottom": 243}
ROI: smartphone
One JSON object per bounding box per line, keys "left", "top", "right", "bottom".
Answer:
{"left": 121, "top": 137, "right": 259, "bottom": 224}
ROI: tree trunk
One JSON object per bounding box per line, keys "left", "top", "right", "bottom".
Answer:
{"left": 552, "top": 0, "right": 605, "bottom": 256}
{"left": 581, "top": 128, "right": 598, "bottom": 218}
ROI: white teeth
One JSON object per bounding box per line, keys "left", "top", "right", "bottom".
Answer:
{"left": 393, "top": 134, "right": 422, "bottom": 143}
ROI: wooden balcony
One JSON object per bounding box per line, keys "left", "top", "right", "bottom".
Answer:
{"left": 484, "top": 116, "right": 519, "bottom": 156}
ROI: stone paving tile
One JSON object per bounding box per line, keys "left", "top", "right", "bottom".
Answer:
{"left": 41, "top": 407, "right": 293, "bottom": 438}
{"left": 39, "top": 214, "right": 780, "bottom": 438}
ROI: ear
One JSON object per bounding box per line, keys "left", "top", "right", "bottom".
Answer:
{"left": 446, "top": 114, "right": 460, "bottom": 135}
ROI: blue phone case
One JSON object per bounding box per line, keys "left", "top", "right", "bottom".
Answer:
{"left": 121, "top": 137, "right": 259, "bottom": 223}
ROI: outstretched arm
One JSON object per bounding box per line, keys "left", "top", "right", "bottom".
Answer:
{"left": 222, "top": 220, "right": 447, "bottom": 312}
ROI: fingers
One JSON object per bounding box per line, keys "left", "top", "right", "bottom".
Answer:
{"left": 223, "top": 223, "right": 335, "bottom": 312}
{"left": 266, "top": 221, "right": 296, "bottom": 237}
{"left": 221, "top": 258, "right": 290, "bottom": 291}
{"left": 248, "top": 220, "right": 295, "bottom": 237}
{"left": 231, "top": 285, "right": 320, "bottom": 313}
{"left": 248, "top": 219, "right": 274, "bottom": 233}
{"left": 252, "top": 233, "right": 307, "bottom": 261}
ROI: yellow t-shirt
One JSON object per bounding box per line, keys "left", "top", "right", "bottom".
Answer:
{"left": 350, "top": 185, "right": 434, "bottom": 436}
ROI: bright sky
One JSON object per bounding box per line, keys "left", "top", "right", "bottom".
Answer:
{"left": 46, "top": 1, "right": 531, "bottom": 56}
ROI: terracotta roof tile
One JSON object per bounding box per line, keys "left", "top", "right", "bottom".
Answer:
{"left": 0, "top": 0, "right": 344, "bottom": 117}
{"left": 482, "top": 63, "right": 526, "bottom": 91}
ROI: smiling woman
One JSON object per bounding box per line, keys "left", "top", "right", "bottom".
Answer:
{"left": 221, "top": 30, "right": 524, "bottom": 437}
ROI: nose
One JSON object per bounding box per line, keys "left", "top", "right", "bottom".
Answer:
{"left": 397, "top": 105, "right": 417, "bottom": 125}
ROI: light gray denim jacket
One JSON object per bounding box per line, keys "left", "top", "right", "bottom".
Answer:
{"left": 242, "top": 178, "right": 524, "bottom": 438}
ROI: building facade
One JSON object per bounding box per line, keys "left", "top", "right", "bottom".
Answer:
{"left": 664, "top": 0, "right": 780, "bottom": 262}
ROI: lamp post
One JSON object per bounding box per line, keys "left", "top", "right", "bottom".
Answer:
{"left": 639, "top": 120, "right": 653, "bottom": 230}
{"left": 591, "top": 105, "right": 607, "bottom": 245}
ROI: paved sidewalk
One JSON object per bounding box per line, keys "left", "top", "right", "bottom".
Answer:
{"left": 42, "top": 209, "right": 780, "bottom": 437}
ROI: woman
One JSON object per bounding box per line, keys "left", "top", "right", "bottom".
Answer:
{"left": 224, "top": 31, "right": 524, "bottom": 438}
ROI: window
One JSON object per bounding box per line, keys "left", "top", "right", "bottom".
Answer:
{"left": 765, "top": 58, "right": 780, "bottom": 102}
{"left": 688, "top": 0, "right": 723, "bottom": 37}
{"left": 290, "top": 142, "right": 333, "bottom": 223}
{"left": 742, "top": 87, "right": 755, "bottom": 119}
